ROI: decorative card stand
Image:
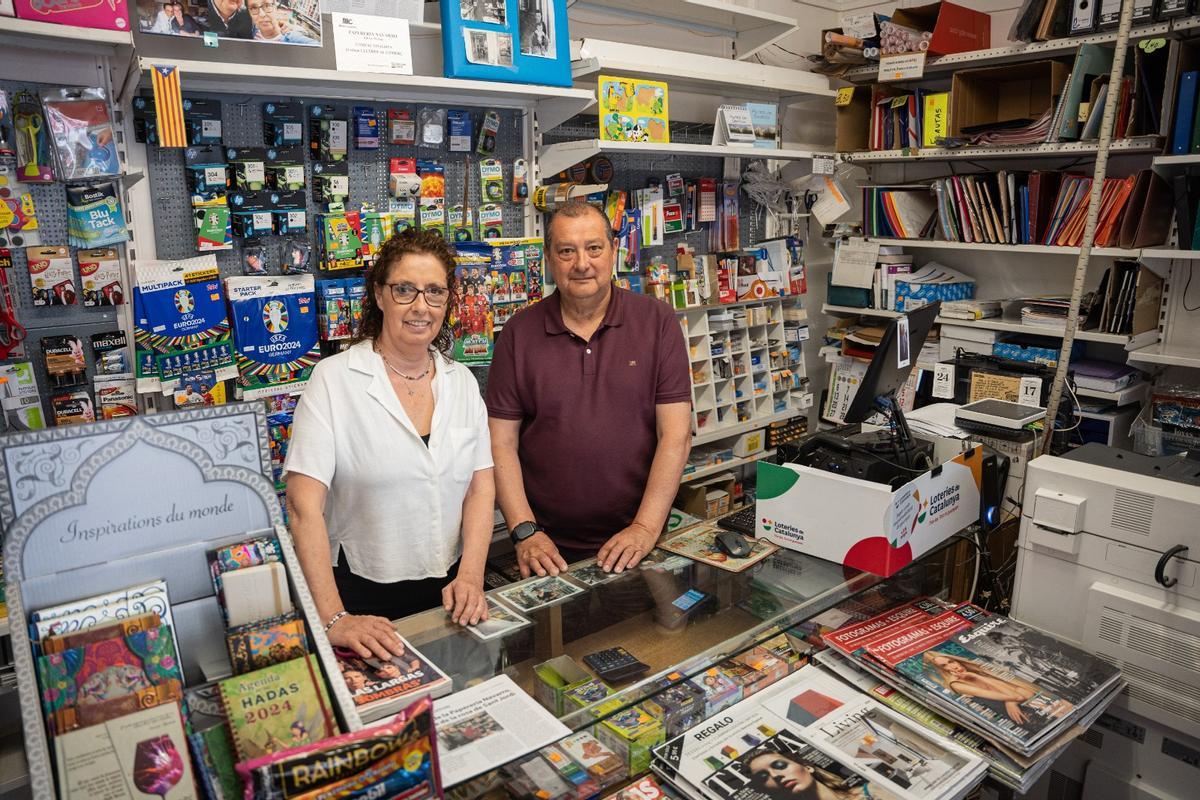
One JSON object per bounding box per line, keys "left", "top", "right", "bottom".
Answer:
{"left": 0, "top": 405, "right": 361, "bottom": 799}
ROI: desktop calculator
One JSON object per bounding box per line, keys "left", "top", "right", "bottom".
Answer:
{"left": 583, "top": 647, "right": 650, "bottom": 683}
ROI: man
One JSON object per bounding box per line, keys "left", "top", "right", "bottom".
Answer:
{"left": 199, "top": 0, "right": 253, "bottom": 38}
{"left": 487, "top": 201, "right": 692, "bottom": 577}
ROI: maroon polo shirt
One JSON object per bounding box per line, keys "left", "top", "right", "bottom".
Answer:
{"left": 486, "top": 285, "right": 691, "bottom": 552}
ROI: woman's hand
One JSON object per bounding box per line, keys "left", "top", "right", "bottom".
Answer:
{"left": 443, "top": 577, "right": 489, "bottom": 626}
{"left": 1004, "top": 700, "right": 1028, "bottom": 725}
{"left": 327, "top": 613, "right": 407, "bottom": 660}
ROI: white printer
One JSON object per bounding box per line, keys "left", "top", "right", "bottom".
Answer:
{"left": 1013, "top": 444, "right": 1200, "bottom": 800}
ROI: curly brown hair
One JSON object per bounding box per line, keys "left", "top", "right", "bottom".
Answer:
{"left": 354, "top": 229, "right": 458, "bottom": 355}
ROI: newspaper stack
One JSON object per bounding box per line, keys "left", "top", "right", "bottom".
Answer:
{"left": 818, "top": 599, "right": 1124, "bottom": 792}
{"left": 651, "top": 664, "right": 988, "bottom": 800}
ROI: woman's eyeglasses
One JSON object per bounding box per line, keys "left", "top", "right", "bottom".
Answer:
{"left": 387, "top": 283, "right": 450, "bottom": 307}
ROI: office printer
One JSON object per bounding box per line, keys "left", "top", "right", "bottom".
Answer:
{"left": 1012, "top": 444, "right": 1200, "bottom": 800}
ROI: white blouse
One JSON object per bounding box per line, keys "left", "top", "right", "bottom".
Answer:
{"left": 283, "top": 340, "right": 493, "bottom": 583}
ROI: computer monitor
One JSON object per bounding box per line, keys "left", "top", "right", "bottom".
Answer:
{"left": 843, "top": 301, "right": 941, "bottom": 424}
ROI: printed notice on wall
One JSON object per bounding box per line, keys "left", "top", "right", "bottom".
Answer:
{"left": 333, "top": 13, "right": 413, "bottom": 75}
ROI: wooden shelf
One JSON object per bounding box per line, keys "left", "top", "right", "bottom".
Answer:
{"left": 572, "top": 39, "right": 833, "bottom": 102}
{"left": 139, "top": 58, "right": 595, "bottom": 130}
{"left": 683, "top": 449, "right": 777, "bottom": 483}
{"left": 571, "top": 0, "right": 799, "bottom": 60}
{"left": 539, "top": 139, "right": 816, "bottom": 176}
{"left": 842, "top": 20, "right": 1171, "bottom": 81}
{"left": 693, "top": 409, "right": 798, "bottom": 446}
{"left": 844, "top": 137, "right": 1162, "bottom": 163}
{"left": 864, "top": 237, "right": 1139, "bottom": 258}
{"left": 1127, "top": 342, "right": 1200, "bottom": 368}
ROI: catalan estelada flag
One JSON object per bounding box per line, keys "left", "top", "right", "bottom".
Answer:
{"left": 150, "top": 65, "right": 187, "bottom": 148}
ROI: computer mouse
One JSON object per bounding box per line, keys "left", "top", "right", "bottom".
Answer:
{"left": 715, "top": 530, "right": 752, "bottom": 558}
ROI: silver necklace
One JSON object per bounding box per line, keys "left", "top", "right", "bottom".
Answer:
{"left": 380, "top": 352, "right": 432, "bottom": 397}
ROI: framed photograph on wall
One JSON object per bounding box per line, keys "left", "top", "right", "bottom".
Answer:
{"left": 441, "top": 0, "right": 570, "bottom": 86}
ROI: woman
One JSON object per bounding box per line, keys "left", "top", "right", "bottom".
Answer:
{"left": 747, "top": 750, "right": 889, "bottom": 800}
{"left": 922, "top": 651, "right": 1073, "bottom": 725}
{"left": 286, "top": 230, "right": 494, "bottom": 661}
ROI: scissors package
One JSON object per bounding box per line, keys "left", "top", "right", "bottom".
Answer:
{"left": 26, "top": 245, "right": 75, "bottom": 306}
{"left": 40, "top": 87, "right": 121, "bottom": 181}
{"left": 78, "top": 247, "right": 124, "bottom": 307}
{"left": 225, "top": 275, "right": 320, "bottom": 400}
{"left": 13, "top": 91, "right": 53, "bottom": 183}
{"left": 0, "top": 165, "right": 41, "bottom": 248}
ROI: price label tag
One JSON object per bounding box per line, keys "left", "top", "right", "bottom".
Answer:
{"left": 932, "top": 363, "right": 956, "bottom": 399}
{"left": 840, "top": 12, "right": 877, "bottom": 39}
{"left": 878, "top": 52, "right": 926, "bottom": 82}
{"left": 1019, "top": 377, "right": 1043, "bottom": 407}
{"left": 835, "top": 87, "right": 855, "bottom": 107}
{"left": 812, "top": 153, "right": 836, "bottom": 174}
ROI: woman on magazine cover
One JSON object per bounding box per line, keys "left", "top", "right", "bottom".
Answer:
{"left": 922, "top": 651, "right": 1074, "bottom": 726}
{"left": 747, "top": 750, "right": 897, "bottom": 800}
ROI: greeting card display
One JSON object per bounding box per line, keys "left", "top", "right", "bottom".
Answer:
{"left": 441, "top": 0, "right": 570, "bottom": 86}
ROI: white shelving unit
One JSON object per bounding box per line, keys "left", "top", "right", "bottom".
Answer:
{"left": 1075, "top": 381, "right": 1150, "bottom": 405}
{"left": 934, "top": 316, "right": 1159, "bottom": 348}
{"left": 572, "top": 39, "right": 834, "bottom": 103}
{"left": 539, "top": 139, "right": 818, "bottom": 177}
{"left": 681, "top": 297, "right": 808, "bottom": 442}
{"left": 844, "top": 137, "right": 1162, "bottom": 164}
{"left": 822, "top": 303, "right": 902, "bottom": 319}
{"left": 841, "top": 18, "right": 1173, "bottom": 81}
{"left": 863, "top": 237, "right": 1140, "bottom": 259}
{"left": 1128, "top": 342, "right": 1200, "bottom": 369}
{"left": 571, "top": 0, "right": 799, "bottom": 60}
{"left": 137, "top": 57, "right": 596, "bottom": 131}
{"left": 0, "top": 16, "right": 132, "bottom": 52}
{"left": 682, "top": 449, "right": 777, "bottom": 483}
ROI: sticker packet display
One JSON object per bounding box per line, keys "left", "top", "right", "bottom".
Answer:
{"left": 26, "top": 245, "right": 76, "bottom": 306}
{"left": 225, "top": 274, "right": 321, "bottom": 400}
{"left": 66, "top": 181, "right": 129, "bottom": 248}
{"left": 133, "top": 256, "right": 236, "bottom": 391}
{"left": 77, "top": 247, "right": 124, "bottom": 306}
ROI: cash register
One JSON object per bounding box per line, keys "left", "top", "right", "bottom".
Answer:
{"left": 782, "top": 302, "right": 940, "bottom": 489}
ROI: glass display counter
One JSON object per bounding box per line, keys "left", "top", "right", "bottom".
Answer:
{"left": 390, "top": 535, "right": 964, "bottom": 794}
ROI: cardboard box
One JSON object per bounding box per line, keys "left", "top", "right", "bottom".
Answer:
{"left": 891, "top": 2, "right": 990, "bottom": 57}
{"left": 835, "top": 85, "right": 872, "bottom": 152}
{"left": 675, "top": 473, "right": 735, "bottom": 520}
{"left": 594, "top": 701, "right": 664, "bottom": 775}
{"left": 733, "top": 430, "right": 766, "bottom": 458}
{"left": 534, "top": 655, "right": 592, "bottom": 716}
{"left": 13, "top": 0, "right": 129, "bottom": 29}
{"left": 757, "top": 446, "right": 984, "bottom": 577}
{"left": 950, "top": 60, "right": 1069, "bottom": 137}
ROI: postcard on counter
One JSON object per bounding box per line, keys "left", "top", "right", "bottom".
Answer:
{"left": 495, "top": 575, "right": 585, "bottom": 612}
{"left": 658, "top": 524, "right": 778, "bottom": 572}
{"left": 468, "top": 598, "right": 534, "bottom": 641}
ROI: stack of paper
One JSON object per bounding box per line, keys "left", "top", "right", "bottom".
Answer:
{"left": 941, "top": 300, "right": 1002, "bottom": 320}
{"left": 1019, "top": 297, "right": 1071, "bottom": 328}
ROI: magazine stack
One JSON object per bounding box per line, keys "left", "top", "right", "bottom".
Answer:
{"left": 817, "top": 598, "right": 1124, "bottom": 793}
{"left": 651, "top": 664, "right": 988, "bottom": 800}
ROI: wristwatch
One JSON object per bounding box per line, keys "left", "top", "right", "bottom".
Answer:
{"left": 510, "top": 520, "right": 544, "bottom": 545}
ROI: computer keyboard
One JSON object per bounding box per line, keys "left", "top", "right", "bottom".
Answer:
{"left": 716, "top": 504, "right": 757, "bottom": 536}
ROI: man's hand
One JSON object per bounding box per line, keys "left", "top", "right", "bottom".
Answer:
{"left": 515, "top": 531, "right": 567, "bottom": 578}
{"left": 443, "top": 576, "right": 489, "bottom": 626}
{"left": 326, "top": 614, "right": 407, "bottom": 661}
{"left": 598, "top": 522, "right": 658, "bottom": 573}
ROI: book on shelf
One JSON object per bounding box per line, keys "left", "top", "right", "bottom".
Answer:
{"left": 225, "top": 612, "right": 308, "bottom": 675}
{"left": 183, "top": 683, "right": 242, "bottom": 800}
{"left": 334, "top": 636, "right": 453, "bottom": 722}
{"left": 54, "top": 701, "right": 200, "bottom": 800}
{"left": 862, "top": 186, "right": 938, "bottom": 239}
{"left": 652, "top": 664, "right": 987, "bottom": 800}
{"left": 940, "top": 300, "right": 1001, "bottom": 320}
{"left": 824, "top": 599, "right": 1123, "bottom": 758}
{"left": 217, "top": 653, "right": 338, "bottom": 762}
{"left": 37, "top": 623, "right": 185, "bottom": 735}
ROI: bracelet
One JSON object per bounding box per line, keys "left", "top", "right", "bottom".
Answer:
{"left": 323, "top": 611, "right": 349, "bottom": 633}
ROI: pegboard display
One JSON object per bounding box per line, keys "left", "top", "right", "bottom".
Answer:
{"left": 144, "top": 96, "right": 529, "bottom": 280}
{"left": 543, "top": 115, "right": 763, "bottom": 265}
{"left": 1, "top": 79, "right": 131, "bottom": 428}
